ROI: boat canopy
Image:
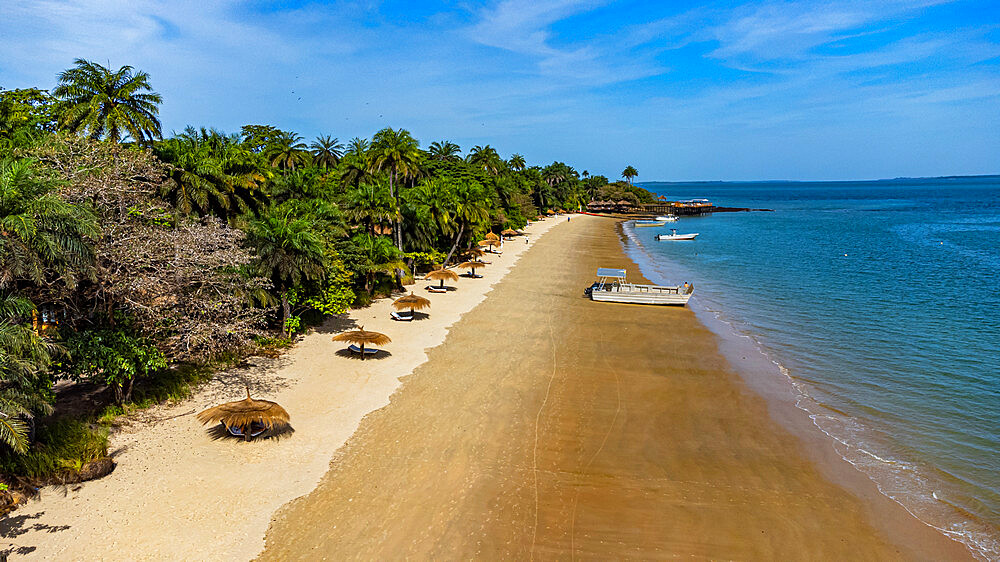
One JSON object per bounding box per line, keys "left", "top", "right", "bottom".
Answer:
{"left": 597, "top": 268, "right": 626, "bottom": 278}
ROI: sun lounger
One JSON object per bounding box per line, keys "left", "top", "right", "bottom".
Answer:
{"left": 348, "top": 344, "right": 379, "bottom": 356}
{"left": 226, "top": 422, "right": 266, "bottom": 438}
{"left": 426, "top": 285, "right": 448, "bottom": 293}
{"left": 464, "top": 273, "right": 483, "bottom": 278}
{"left": 391, "top": 311, "right": 413, "bottom": 321}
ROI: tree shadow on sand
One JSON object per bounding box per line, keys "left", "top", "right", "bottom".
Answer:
{"left": 311, "top": 314, "right": 359, "bottom": 335}
{"left": 0, "top": 510, "right": 70, "bottom": 558}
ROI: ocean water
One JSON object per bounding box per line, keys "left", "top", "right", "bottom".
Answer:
{"left": 626, "top": 177, "right": 1000, "bottom": 560}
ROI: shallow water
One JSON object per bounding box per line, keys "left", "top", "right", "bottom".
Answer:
{"left": 627, "top": 177, "right": 1000, "bottom": 560}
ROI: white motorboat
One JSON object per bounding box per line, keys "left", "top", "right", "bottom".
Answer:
{"left": 655, "top": 215, "right": 679, "bottom": 222}
{"left": 656, "top": 229, "right": 698, "bottom": 241}
{"left": 587, "top": 268, "right": 692, "bottom": 306}
{"left": 634, "top": 220, "right": 665, "bottom": 227}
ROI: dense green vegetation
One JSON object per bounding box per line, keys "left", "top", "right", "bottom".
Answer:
{"left": 0, "top": 59, "right": 636, "bottom": 478}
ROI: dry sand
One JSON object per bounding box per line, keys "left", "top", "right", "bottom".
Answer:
{"left": 259, "top": 215, "right": 971, "bottom": 561}
{"left": 0, "top": 217, "right": 562, "bottom": 561}
{"left": 3, "top": 215, "right": 971, "bottom": 560}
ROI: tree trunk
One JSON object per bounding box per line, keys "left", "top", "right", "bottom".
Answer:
{"left": 443, "top": 222, "right": 466, "bottom": 266}
{"left": 124, "top": 377, "right": 135, "bottom": 404}
{"left": 281, "top": 294, "right": 291, "bottom": 337}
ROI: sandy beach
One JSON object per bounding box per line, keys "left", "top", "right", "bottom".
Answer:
{"left": 2, "top": 215, "right": 972, "bottom": 560}
{"left": 259, "top": 215, "right": 971, "bottom": 560}
{"left": 0, "top": 218, "right": 561, "bottom": 560}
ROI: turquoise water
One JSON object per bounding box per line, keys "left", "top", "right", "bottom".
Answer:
{"left": 627, "top": 177, "right": 999, "bottom": 560}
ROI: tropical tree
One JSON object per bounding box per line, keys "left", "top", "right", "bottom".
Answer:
{"left": 0, "top": 158, "right": 97, "bottom": 289}
{"left": 0, "top": 294, "right": 56, "bottom": 452}
{"left": 404, "top": 178, "right": 456, "bottom": 250}
{"left": 428, "top": 141, "right": 461, "bottom": 161}
{"left": 621, "top": 165, "right": 638, "bottom": 185}
{"left": 310, "top": 135, "right": 344, "bottom": 169}
{"left": 248, "top": 208, "right": 327, "bottom": 333}
{"left": 155, "top": 128, "right": 268, "bottom": 217}
{"left": 344, "top": 183, "right": 396, "bottom": 237}
{"left": 346, "top": 137, "right": 369, "bottom": 159}
{"left": 369, "top": 127, "right": 422, "bottom": 250}
{"left": 508, "top": 153, "right": 526, "bottom": 171}
{"left": 467, "top": 145, "right": 503, "bottom": 175}
{"left": 265, "top": 131, "right": 311, "bottom": 173}
{"left": 444, "top": 182, "right": 491, "bottom": 265}
{"left": 349, "top": 233, "right": 405, "bottom": 293}
{"left": 51, "top": 58, "right": 162, "bottom": 144}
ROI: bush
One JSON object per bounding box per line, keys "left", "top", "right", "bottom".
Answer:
{"left": 0, "top": 418, "right": 108, "bottom": 479}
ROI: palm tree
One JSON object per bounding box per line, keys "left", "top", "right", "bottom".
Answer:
{"left": 265, "top": 131, "right": 311, "bottom": 173}
{"left": 467, "top": 145, "right": 503, "bottom": 175}
{"left": 52, "top": 58, "right": 162, "bottom": 144}
{"left": 508, "top": 153, "right": 526, "bottom": 171}
{"left": 344, "top": 183, "right": 397, "bottom": 237}
{"left": 248, "top": 208, "right": 327, "bottom": 333}
{"left": 0, "top": 158, "right": 98, "bottom": 289}
{"left": 444, "top": 182, "right": 491, "bottom": 265}
{"left": 0, "top": 294, "right": 56, "bottom": 453}
{"left": 622, "top": 165, "right": 638, "bottom": 186}
{"left": 405, "top": 178, "right": 456, "bottom": 249}
{"left": 155, "top": 128, "right": 268, "bottom": 217}
{"left": 310, "top": 135, "right": 344, "bottom": 169}
{"left": 428, "top": 141, "right": 461, "bottom": 161}
{"left": 369, "top": 127, "right": 422, "bottom": 250}
{"left": 346, "top": 137, "right": 369, "bottom": 159}
{"left": 350, "top": 233, "right": 406, "bottom": 293}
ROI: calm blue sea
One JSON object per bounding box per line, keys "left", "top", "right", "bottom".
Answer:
{"left": 628, "top": 177, "right": 999, "bottom": 560}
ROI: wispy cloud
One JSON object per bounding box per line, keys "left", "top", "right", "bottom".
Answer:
{"left": 0, "top": 0, "right": 997, "bottom": 179}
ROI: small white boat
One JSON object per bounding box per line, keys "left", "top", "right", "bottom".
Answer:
{"left": 655, "top": 215, "right": 679, "bottom": 222}
{"left": 587, "top": 268, "right": 692, "bottom": 306}
{"left": 656, "top": 229, "right": 698, "bottom": 241}
{"left": 634, "top": 220, "right": 665, "bottom": 227}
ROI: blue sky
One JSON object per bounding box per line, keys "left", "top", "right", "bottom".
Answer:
{"left": 1, "top": 0, "right": 998, "bottom": 180}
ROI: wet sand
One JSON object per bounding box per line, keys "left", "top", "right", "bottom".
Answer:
{"left": 260, "top": 216, "right": 971, "bottom": 560}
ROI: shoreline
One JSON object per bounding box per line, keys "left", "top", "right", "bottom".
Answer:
{"left": 260, "top": 215, "right": 969, "bottom": 559}
{"left": 1, "top": 217, "right": 564, "bottom": 561}
{"left": 620, "top": 219, "right": 990, "bottom": 560}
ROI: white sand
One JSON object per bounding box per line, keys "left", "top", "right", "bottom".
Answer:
{"left": 2, "top": 217, "right": 567, "bottom": 561}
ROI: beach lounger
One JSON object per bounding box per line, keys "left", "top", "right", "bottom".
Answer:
{"left": 391, "top": 311, "right": 413, "bottom": 321}
{"left": 426, "top": 285, "right": 448, "bottom": 293}
{"left": 464, "top": 273, "right": 483, "bottom": 278}
{"left": 226, "top": 422, "right": 266, "bottom": 438}
{"left": 348, "top": 344, "right": 379, "bottom": 356}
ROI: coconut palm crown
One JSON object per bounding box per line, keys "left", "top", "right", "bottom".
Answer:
{"left": 52, "top": 58, "right": 162, "bottom": 144}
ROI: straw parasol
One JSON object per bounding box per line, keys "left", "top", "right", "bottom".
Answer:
{"left": 425, "top": 267, "right": 459, "bottom": 288}
{"left": 501, "top": 228, "right": 518, "bottom": 238}
{"left": 392, "top": 292, "right": 431, "bottom": 316}
{"left": 196, "top": 388, "right": 290, "bottom": 441}
{"left": 485, "top": 232, "right": 500, "bottom": 241}
{"left": 331, "top": 326, "right": 391, "bottom": 360}
{"left": 479, "top": 239, "right": 502, "bottom": 247}
{"left": 457, "top": 260, "right": 488, "bottom": 277}
{"left": 465, "top": 247, "right": 486, "bottom": 257}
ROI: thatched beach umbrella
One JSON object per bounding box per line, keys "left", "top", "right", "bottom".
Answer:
{"left": 457, "top": 260, "right": 488, "bottom": 277}
{"left": 331, "top": 327, "right": 391, "bottom": 360}
{"left": 485, "top": 232, "right": 500, "bottom": 241}
{"left": 196, "top": 388, "right": 290, "bottom": 441}
{"left": 479, "top": 239, "right": 502, "bottom": 247}
{"left": 465, "top": 247, "right": 486, "bottom": 257}
{"left": 392, "top": 292, "right": 431, "bottom": 316}
{"left": 501, "top": 228, "right": 518, "bottom": 237}
{"left": 425, "top": 267, "right": 459, "bottom": 288}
